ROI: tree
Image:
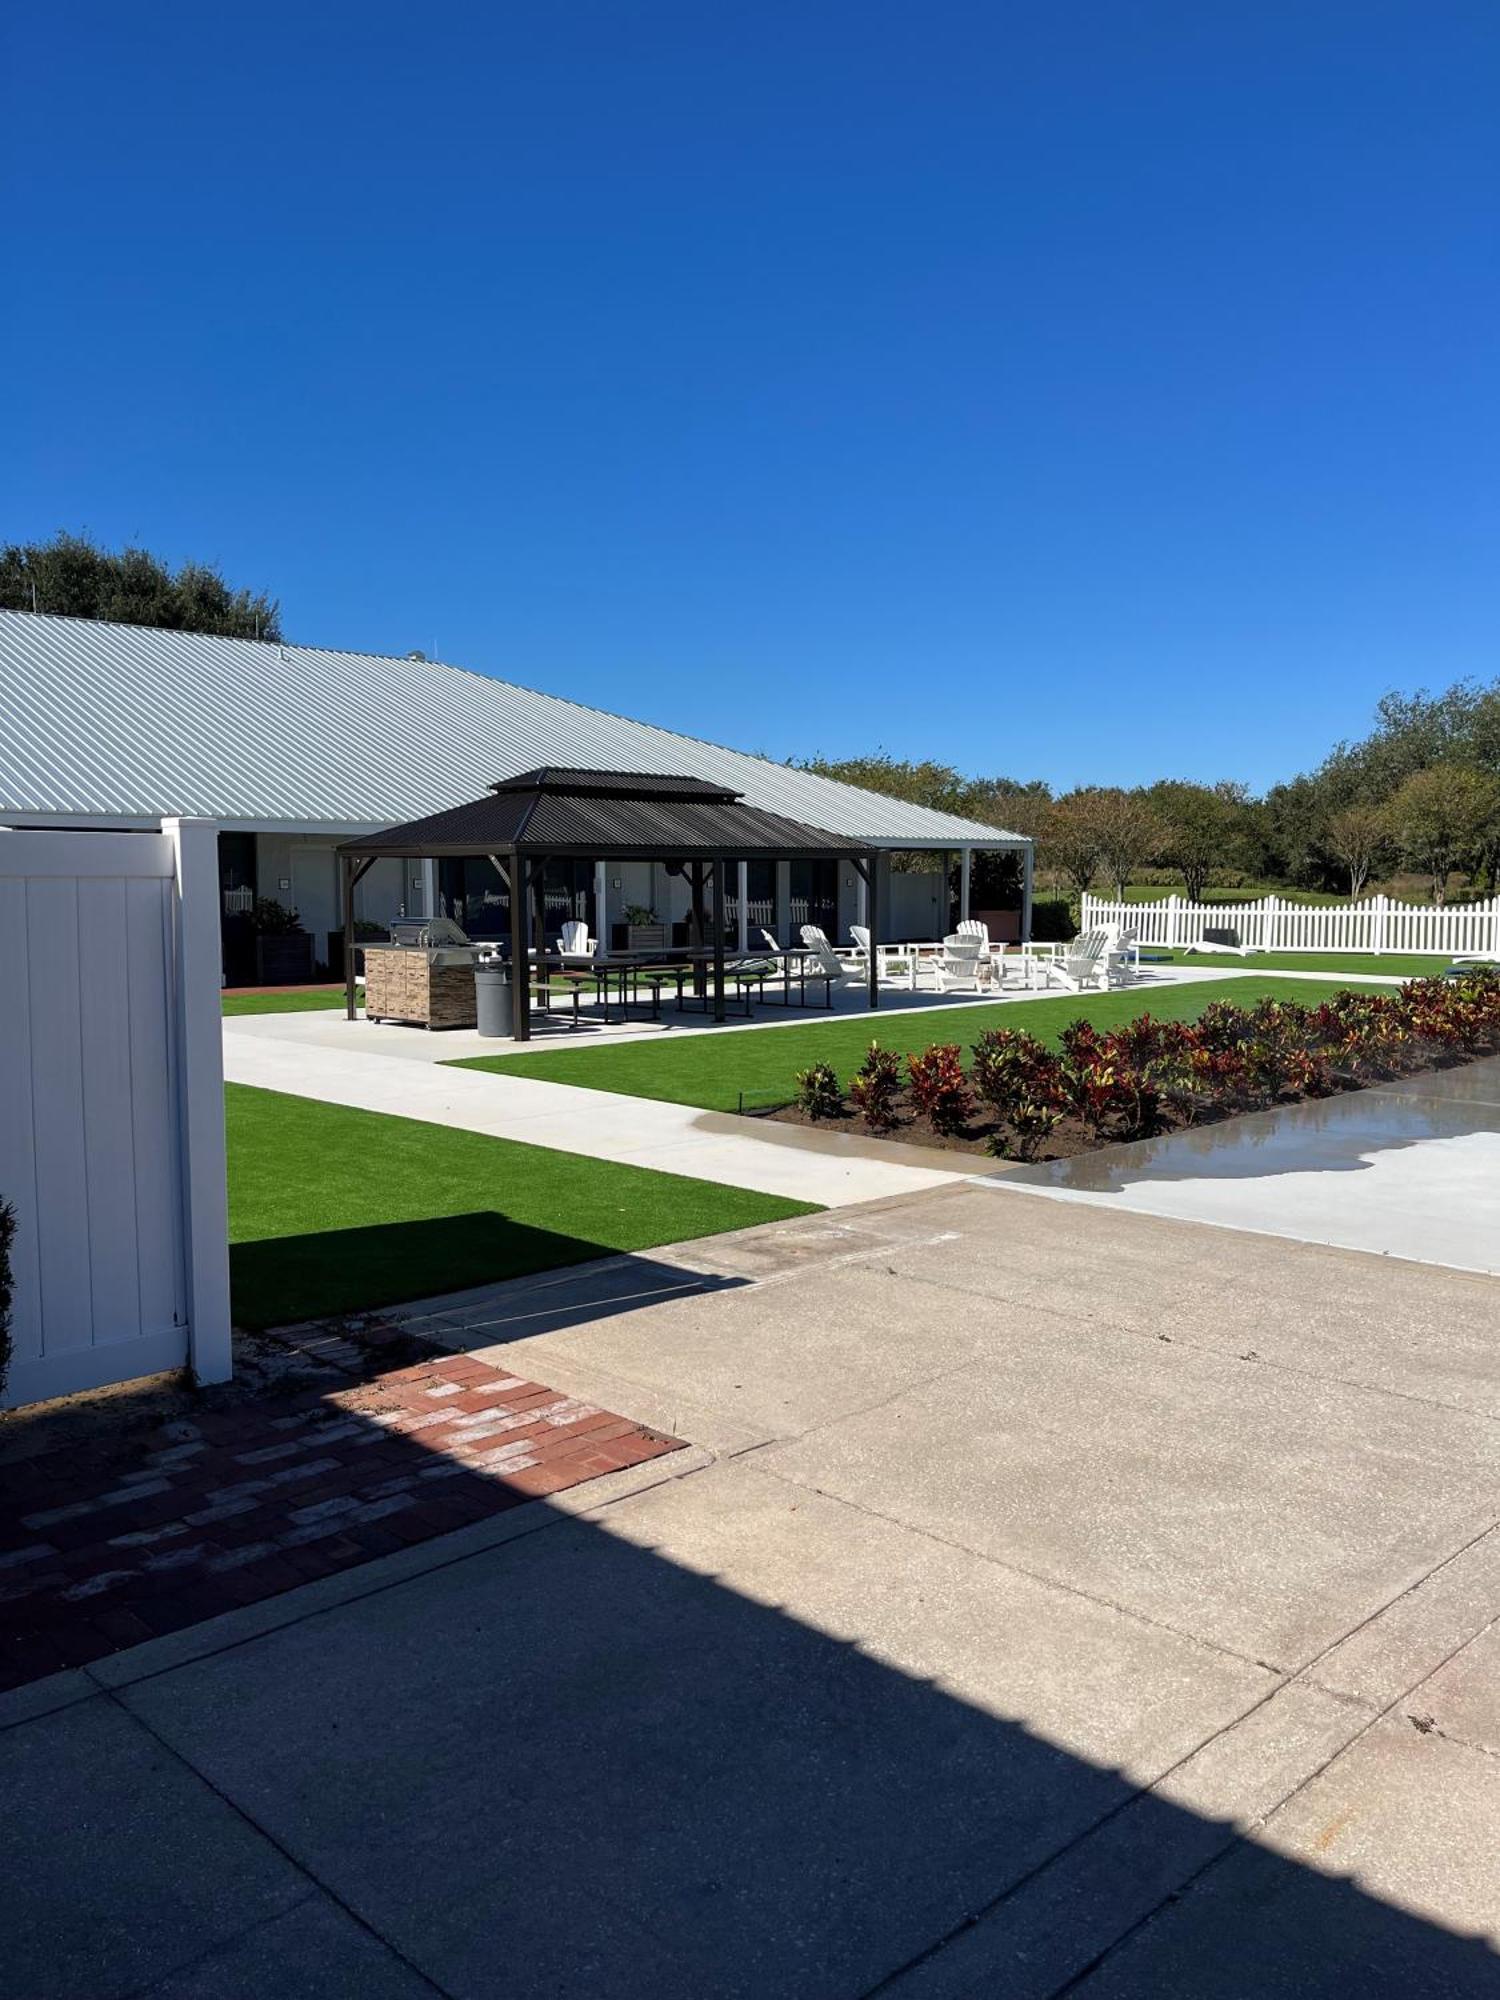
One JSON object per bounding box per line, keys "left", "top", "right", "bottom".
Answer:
{"left": 1141, "top": 780, "right": 1249, "bottom": 901}
{"left": 1091, "top": 789, "right": 1161, "bottom": 897}
{"left": 1386, "top": 766, "right": 1500, "bottom": 903}
{"left": 0, "top": 532, "right": 281, "bottom": 640}
{"left": 1323, "top": 804, "right": 1388, "bottom": 899}
{"left": 1040, "top": 790, "right": 1109, "bottom": 893}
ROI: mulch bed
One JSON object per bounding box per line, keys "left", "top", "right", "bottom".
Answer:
{"left": 0, "top": 1330, "right": 680, "bottom": 1693}
{"left": 767, "top": 1093, "right": 1101, "bottom": 1159}
{"left": 765, "top": 1054, "right": 1485, "bottom": 1163}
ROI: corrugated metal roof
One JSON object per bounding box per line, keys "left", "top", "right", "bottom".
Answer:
{"left": 0, "top": 611, "right": 1027, "bottom": 847}
{"left": 342, "top": 771, "right": 870, "bottom": 859}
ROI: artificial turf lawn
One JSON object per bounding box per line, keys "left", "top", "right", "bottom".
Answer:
{"left": 225, "top": 1083, "right": 816, "bottom": 1328}
{"left": 1159, "top": 951, "right": 1455, "bottom": 978}
{"left": 448, "top": 975, "right": 1392, "bottom": 1114}
{"left": 223, "top": 986, "right": 348, "bottom": 1015}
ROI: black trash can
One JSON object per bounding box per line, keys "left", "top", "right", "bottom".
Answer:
{"left": 474, "top": 964, "right": 515, "bottom": 1038}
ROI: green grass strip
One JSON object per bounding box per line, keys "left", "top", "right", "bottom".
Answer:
{"left": 226, "top": 1083, "right": 816, "bottom": 1329}
{"left": 448, "top": 975, "right": 1391, "bottom": 1114}
{"left": 223, "top": 987, "right": 348, "bottom": 1016}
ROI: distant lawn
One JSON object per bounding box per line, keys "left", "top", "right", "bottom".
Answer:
{"left": 448, "top": 975, "right": 1390, "bottom": 1115}
{"left": 1161, "top": 950, "right": 1454, "bottom": 979}
{"left": 226, "top": 1083, "right": 815, "bottom": 1328}
{"left": 223, "top": 986, "right": 347, "bottom": 1016}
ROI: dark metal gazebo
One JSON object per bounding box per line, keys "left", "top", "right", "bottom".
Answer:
{"left": 338, "top": 767, "right": 883, "bottom": 1039}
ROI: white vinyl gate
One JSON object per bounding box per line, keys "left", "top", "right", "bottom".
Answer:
{"left": 0, "top": 821, "right": 231, "bottom": 1407}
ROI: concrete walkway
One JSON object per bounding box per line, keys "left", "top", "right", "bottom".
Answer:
{"left": 11, "top": 1186, "right": 1500, "bottom": 1995}
{"left": 223, "top": 1017, "right": 969, "bottom": 1207}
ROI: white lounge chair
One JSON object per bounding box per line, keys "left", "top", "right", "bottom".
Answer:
{"left": 1185, "top": 925, "right": 1255, "bottom": 959}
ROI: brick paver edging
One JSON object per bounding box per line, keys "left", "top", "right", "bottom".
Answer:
{"left": 0, "top": 1356, "right": 681, "bottom": 1690}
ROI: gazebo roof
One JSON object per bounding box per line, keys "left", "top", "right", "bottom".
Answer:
{"left": 339, "top": 767, "right": 872, "bottom": 862}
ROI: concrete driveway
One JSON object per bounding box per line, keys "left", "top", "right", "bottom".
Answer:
{"left": 9, "top": 1187, "right": 1500, "bottom": 1996}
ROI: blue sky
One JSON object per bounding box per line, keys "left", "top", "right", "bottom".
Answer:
{"left": 6, "top": 3, "right": 1497, "bottom": 792}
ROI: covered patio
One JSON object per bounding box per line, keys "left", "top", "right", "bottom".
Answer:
{"left": 339, "top": 768, "right": 896, "bottom": 1041}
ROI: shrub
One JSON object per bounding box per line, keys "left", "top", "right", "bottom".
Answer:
{"left": 986, "top": 1095, "right": 1060, "bottom": 1161}
{"left": 248, "top": 897, "right": 304, "bottom": 935}
{"left": 907, "top": 1043, "right": 976, "bottom": 1135}
{"left": 0, "top": 1199, "right": 13, "bottom": 1406}
{"left": 971, "top": 1027, "right": 1067, "bottom": 1157}
{"left": 849, "top": 1041, "right": 903, "bottom": 1131}
{"left": 794, "top": 1061, "right": 843, "bottom": 1121}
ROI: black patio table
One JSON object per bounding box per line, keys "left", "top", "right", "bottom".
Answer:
{"left": 517, "top": 945, "right": 831, "bottom": 1022}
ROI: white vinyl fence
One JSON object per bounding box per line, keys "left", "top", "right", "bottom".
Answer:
{"left": 1082, "top": 891, "right": 1500, "bottom": 960}
{"left": 0, "top": 821, "right": 231, "bottom": 1408}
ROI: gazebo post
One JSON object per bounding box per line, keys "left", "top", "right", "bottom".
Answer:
{"left": 711, "top": 857, "right": 727, "bottom": 1022}
{"left": 343, "top": 855, "right": 375, "bottom": 1021}
{"left": 860, "top": 852, "right": 881, "bottom": 1011}
{"left": 530, "top": 857, "right": 549, "bottom": 1028}
{"left": 509, "top": 847, "right": 530, "bottom": 1042}
{"left": 342, "top": 856, "right": 356, "bottom": 1021}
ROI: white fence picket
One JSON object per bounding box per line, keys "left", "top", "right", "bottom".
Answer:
{"left": 1081, "top": 891, "right": 1500, "bottom": 960}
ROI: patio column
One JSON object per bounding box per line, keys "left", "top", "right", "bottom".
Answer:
{"left": 736, "top": 860, "right": 749, "bottom": 951}
{"left": 959, "top": 847, "right": 971, "bottom": 924}
{"left": 711, "top": 859, "right": 727, "bottom": 1022}
{"left": 856, "top": 865, "right": 868, "bottom": 933}
{"left": 1021, "top": 842, "right": 1034, "bottom": 943}
{"left": 509, "top": 849, "right": 530, "bottom": 1042}
{"left": 774, "top": 860, "right": 791, "bottom": 947}
{"left": 593, "top": 860, "right": 608, "bottom": 956}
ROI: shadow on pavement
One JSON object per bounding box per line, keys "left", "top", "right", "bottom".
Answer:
{"left": 9, "top": 1377, "right": 1497, "bottom": 1999}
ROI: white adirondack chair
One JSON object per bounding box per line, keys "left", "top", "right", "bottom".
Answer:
{"left": 798, "top": 925, "right": 867, "bottom": 988}
{"left": 557, "top": 919, "right": 596, "bottom": 963}
{"left": 1047, "top": 927, "right": 1125, "bottom": 992}
{"left": 848, "top": 922, "right": 924, "bottom": 990}
{"left": 931, "top": 934, "right": 991, "bottom": 994}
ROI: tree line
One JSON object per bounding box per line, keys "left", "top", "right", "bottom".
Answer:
{"left": 800, "top": 686, "right": 1500, "bottom": 907}
{"left": 0, "top": 532, "right": 281, "bottom": 641}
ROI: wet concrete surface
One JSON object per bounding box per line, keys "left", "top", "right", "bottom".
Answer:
{"left": 987, "top": 1057, "right": 1500, "bottom": 1276}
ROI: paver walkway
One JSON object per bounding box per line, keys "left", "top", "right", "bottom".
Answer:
{"left": 0, "top": 1349, "right": 679, "bottom": 1690}
{"left": 224, "top": 1018, "right": 969, "bottom": 1205}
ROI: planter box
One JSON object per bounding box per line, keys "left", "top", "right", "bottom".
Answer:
{"left": 254, "top": 932, "right": 315, "bottom": 984}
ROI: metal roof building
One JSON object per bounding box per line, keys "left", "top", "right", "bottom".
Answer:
{"left": 0, "top": 610, "right": 1025, "bottom": 849}
{"left": 0, "top": 610, "right": 1032, "bottom": 964}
